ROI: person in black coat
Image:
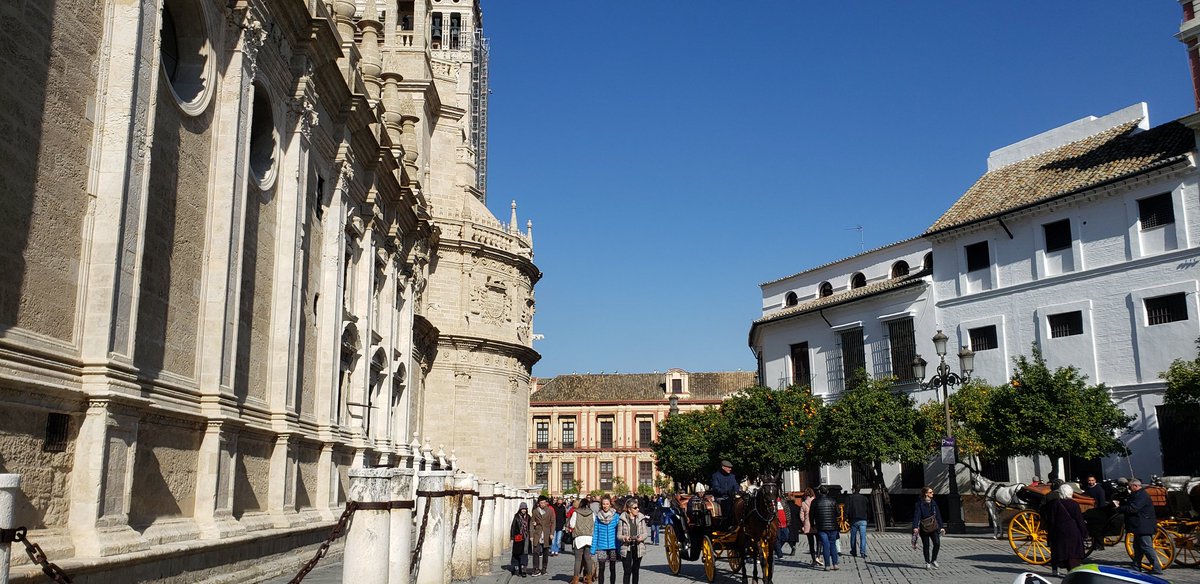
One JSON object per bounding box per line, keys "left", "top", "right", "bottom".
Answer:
{"left": 1116, "top": 478, "right": 1163, "bottom": 574}
{"left": 1047, "top": 484, "right": 1088, "bottom": 576}
{"left": 811, "top": 486, "right": 840, "bottom": 570}
{"left": 710, "top": 460, "right": 740, "bottom": 518}
{"left": 911, "top": 486, "right": 944, "bottom": 570}
{"left": 784, "top": 495, "right": 802, "bottom": 554}
{"left": 511, "top": 502, "right": 531, "bottom": 576}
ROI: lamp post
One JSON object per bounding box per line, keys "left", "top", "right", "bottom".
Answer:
{"left": 912, "top": 329, "right": 974, "bottom": 534}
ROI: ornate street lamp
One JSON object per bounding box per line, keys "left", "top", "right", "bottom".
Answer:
{"left": 668, "top": 394, "right": 680, "bottom": 417}
{"left": 912, "top": 329, "right": 974, "bottom": 534}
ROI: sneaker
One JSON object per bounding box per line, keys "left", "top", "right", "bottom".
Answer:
{"left": 823, "top": 566, "right": 830, "bottom": 572}
{"left": 832, "top": 565, "right": 840, "bottom": 571}
{"left": 931, "top": 561, "right": 940, "bottom": 569}
{"left": 925, "top": 563, "right": 932, "bottom": 570}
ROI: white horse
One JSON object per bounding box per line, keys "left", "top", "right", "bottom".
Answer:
{"left": 968, "top": 470, "right": 1028, "bottom": 539}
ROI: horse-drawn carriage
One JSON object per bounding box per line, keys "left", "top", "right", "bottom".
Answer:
{"left": 662, "top": 478, "right": 780, "bottom": 583}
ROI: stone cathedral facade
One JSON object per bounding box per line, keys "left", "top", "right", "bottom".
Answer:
{"left": 0, "top": 0, "right": 537, "bottom": 580}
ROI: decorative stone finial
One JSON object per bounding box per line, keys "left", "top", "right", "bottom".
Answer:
{"left": 448, "top": 450, "right": 458, "bottom": 470}
{"left": 509, "top": 200, "right": 518, "bottom": 234}
{"left": 436, "top": 445, "right": 447, "bottom": 469}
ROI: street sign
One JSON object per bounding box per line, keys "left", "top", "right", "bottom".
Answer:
{"left": 941, "top": 437, "right": 956, "bottom": 464}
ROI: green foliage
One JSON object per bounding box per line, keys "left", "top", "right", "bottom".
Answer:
{"left": 612, "top": 476, "right": 631, "bottom": 497}
{"left": 654, "top": 475, "right": 673, "bottom": 493}
{"left": 636, "top": 483, "right": 656, "bottom": 497}
{"left": 1160, "top": 338, "right": 1200, "bottom": 407}
{"left": 652, "top": 406, "right": 725, "bottom": 487}
{"left": 917, "top": 379, "right": 996, "bottom": 459}
{"left": 982, "top": 346, "right": 1132, "bottom": 460}
{"left": 711, "top": 386, "right": 825, "bottom": 479}
{"left": 539, "top": 488, "right": 550, "bottom": 498}
{"left": 563, "top": 479, "right": 581, "bottom": 496}
{"left": 588, "top": 488, "right": 606, "bottom": 499}
{"left": 819, "top": 372, "right": 929, "bottom": 472}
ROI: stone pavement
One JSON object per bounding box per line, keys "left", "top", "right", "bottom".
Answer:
{"left": 267, "top": 533, "right": 1200, "bottom": 584}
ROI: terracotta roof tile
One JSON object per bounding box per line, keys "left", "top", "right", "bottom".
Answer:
{"left": 530, "top": 371, "right": 756, "bottom": 403}
{"left": 926, "top": 120, "right": 1194, "bottom": 234}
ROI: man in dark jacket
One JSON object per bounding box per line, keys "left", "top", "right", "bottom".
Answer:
{"left": 845, "top": 486, "right": 870, "bottom": 559}
{"left": 1117, "top": 478, "right": 1163, "bottom": 574}
{"left": 710, "top": 460, "right": 740, "bottom": 518}
{"left": 552, "top": 497, "right": 568, "bottom": 556}
{"left": 811, "top": 486, "right": 840, "bottom": 570}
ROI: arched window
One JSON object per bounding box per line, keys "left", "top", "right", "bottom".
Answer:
{"left": 249, "top": 83, "right": 278, "bottom": 188}
{"left": 891, "top": 261, "right": 910, "bottom": 278}
{"left": 923, "top": 252, "right": 934, "bottom": 272}
{"left": 784, "top": 291, "right": 798, "bottom": 307}
{"left": 160, "top": 0, "right": 215, "bottom": 113}
{"left": 818, "top": 282, "right": 833, "bottom": 298}
{"left": 850, "top": 272, "right": 866, "bottom": 289}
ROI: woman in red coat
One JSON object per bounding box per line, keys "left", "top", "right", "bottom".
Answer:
{"left": 1046, "top": 483, "right": 1088, "bottom": 576}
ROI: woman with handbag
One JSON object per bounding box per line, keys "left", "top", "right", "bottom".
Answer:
{"left": 618, "top": 498, "right": 651, "bottom": 584}
{"left": 511, "top": 502, "right": 531, "bottom": 577}
{"left": 911, "top": 486, "right": 945, "bottom": 570}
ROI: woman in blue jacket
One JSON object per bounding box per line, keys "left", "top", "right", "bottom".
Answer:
{"left": 592, "top": 496, "right": 621, "bottom": 584}
{"left": 911, "top": 486, "right": 945, "bottom": 570}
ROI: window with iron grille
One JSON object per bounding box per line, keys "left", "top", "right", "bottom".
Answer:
{"left": 561, "top": 462, "right": 575, "bottom": 491}
{"left": 1048, "top": 311, "right": 1083, "bottom": 338}
{"left": 43, "top": 412, "right": 69, "bottom": 453}
{"left": 639, "top": 461, "right": 654, "bottom": 487}
{"left": 535, "top": 462, "right": 550, "bottom": 486}
{"left": 561, "top": 420, "right": 575, "bottom": 449}
{"left": 600, "top": 462, "right": 613, "bottom": 490}
{"left": 790, "top": 342, "right": 811, "bottom": 390}
{"left": 638, "top": 419, "right": 652, "bottom": 447}
{"left": 965, "top": 241, "right": 990, "bottom": 272}
{"left": 839, "top": 328, "right": 866, "bottom": 390}
{"left": 901, "top": 461, "right": 925, "bottom": 489}
{"left": 887, "top": 318, "right": 917, "bottom": 382}
{"left": 600, "top": 419, "right": 614, "bottom": 449}
{"left": 969, "top": 325, "right": 998, "bottom": 351}
{"left": 1043, "top": 219, "right": 1072, "bottom": 252}
{"left": 535, "top": 419, "right": 549, "bottom": 449}
{"left": 1138, "top": 193, "right": 1175, "bottom": 229}
{"left": 980, "top": 458, "right": 1011, "bottom": 482}
{"left": 1146, "top": 293, "right": 1188, "bottom": 325}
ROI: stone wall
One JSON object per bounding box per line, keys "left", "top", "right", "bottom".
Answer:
{"left": 236, "top": 185, "right": 278, "bottom": 404}
{"left": 129, "top": 417, "right": 202, "bottom": 527}
{"left": 296, "top": 442, "right": 320, "bottom": 509}
{"left": 0, "top": 398, "right": 76, "bottom": 529}
{"left": 0, "top": 0, "right": 101, "bottom": 341}
{"left": 234, "top": 433, "right": 272, "bottom": 516}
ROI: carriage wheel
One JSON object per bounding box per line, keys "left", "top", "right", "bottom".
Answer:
{"left": 701, "top": 536, "right": 717, "bottom": 583}
{"left": 1124, "top": 527, "right": 1176, "bottom": 571}
{"left": 1172, "top": 527, "right": 1199, "bottom": 568}
{"left": 758, "top": 537, "right": 773, "bottom": 582}
{"left": 727, "top": 547, "right": 743, "bottom": 574}
{"left": 665, "top": 526, "right": 682, "bottom": 575}
{"left": 1103, "top": 527, "right": 1124, "bottom": 548}
{"left": 838, "top": 504, "right": 849, "bottom": 534}
{"left": 1007, "top": 510, "right": 1051, "bottom": 565}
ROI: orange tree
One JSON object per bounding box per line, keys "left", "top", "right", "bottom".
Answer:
{"left": 652, "top": 406, "right": 725, "bottom": 489}
{"left": 711, "top": 385, "right": 825, "bottom": 480}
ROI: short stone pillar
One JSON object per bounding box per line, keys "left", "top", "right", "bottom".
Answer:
{"left": 441, "top": 472, "right": 454, "bottom": 584}
{"left": 343, "top": 468, "right": 392, "bottom": 584}
{"left": 1, "top": 474, "right": 21, "bottom": 584}
{"left": 494, "top": 485, "right": 509, "bottom": 554}
{"left": 388, "top": 468, "right": 416, "bottom": 584}
{"left": 415, "top": 471, "right": 450, "bottom": 584}
{"left": 475, "top": 480, "right": 495, "bottom": 572}
{"left": 450, "top": 473, "right": 477, "bottom": 580}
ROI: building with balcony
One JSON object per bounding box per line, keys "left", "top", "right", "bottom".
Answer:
{"left": 527, "top": 370, "right": 755, "bottom": 495}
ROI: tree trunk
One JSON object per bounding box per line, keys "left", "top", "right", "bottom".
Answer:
{"left": 873, "top": 460, "right": 892, "bottom": 529}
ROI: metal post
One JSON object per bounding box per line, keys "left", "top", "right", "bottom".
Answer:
{"left": 0, "top": 474, "right": 21, "bottom": 584}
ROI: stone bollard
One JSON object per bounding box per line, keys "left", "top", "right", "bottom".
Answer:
{"left": 441, "top": 472, "right": 454, "bottom": 584}
{"left": 1, "top": 474, "right": 21, "bottom": 584}
{"left": 344, "top": 468, "right": 392, "bottom": 584}
{"left": 496, "top": 486, "right": 510, "bottom": 554}
{"left": 475, "top": 480, "right": 495, "bottom": 572}
{"left": 415, "top": 470, "right": 450, "bottom": 584}
{"left": 388, "top": 467, "right": 416, "bottom": 584}
{"left": 450, "top": 473, "right": 477, "bottom": 580}
{"left": 491, "top": 483, "right": 505, "bottom": 556}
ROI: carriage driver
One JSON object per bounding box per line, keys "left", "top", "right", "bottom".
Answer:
{"left": 710, "top": 460, "right": 741, "bottom": 518}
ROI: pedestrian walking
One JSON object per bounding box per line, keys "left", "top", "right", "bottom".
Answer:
{"left": 1047, "top": 483, "right": 1088, "bottom": 576}
{"left": 649, "top": 495, "right": 663, "bottom": 545}
{"left": 845, "top": 485, "right": 870, "bottom": 559}
{"left": 511, "top": 502, "right": 531, "bottom": 577}
{"left": 1116, "top": 478, "right": 1164, "bottom": 574}
{"left": 552, "top": 497, "right": 567, "bottom": 556}
{"left": 773, "top": 497, "right": 789, "bottom": 560}
{"left": 784, "top": 495, "right": 801, "bottom": 555}
{"left": 911, "top": 486, "right": 945, "bottom": 570}
{"left": 530, "top": 495, "right": 556, "bottom": 576}
{"left": 569, "top": 498, "right": 597, "bottom": 584}
{"left": 593, "top": 496, "right": 621, "bottom": 584}
{"left": 619, "top": 498, "right": 650, "bottom": 584}
{"left": 799, "top": 488, "right": 823, "bottom": 567}
{"left": 811, "top": 485, "right": 840, "bottom": 571}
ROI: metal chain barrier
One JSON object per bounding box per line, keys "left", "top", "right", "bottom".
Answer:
{"left": 287, "top": 501, "right": 358, "bottom": 584}
{"left": 4, "top": 526, "right": 74, "bottom": 583}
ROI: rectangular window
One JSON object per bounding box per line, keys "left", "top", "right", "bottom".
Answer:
{"left": 599, "top": 461, "right": 613, "bottom": 490}
{"left": 561, "top": 420, "right": 575, "bottom": 449}
{"left": 1139, "top": 193, "right": 1175, "bottom": 229}
{"left": 561, "top": 462, "right": 575, "bottom": 492}
{"left": 887, "top": 318, "right": 917, "bottom": 382}
{"left": 1146, "top": 293, "right": 1189, "bottom": 325}
{"left": 1048, "top": 311, "right": 1084, "bottom": 338}
{"left": 839, "top": 328, "right": 866, "bottom": 390}
{"left": 599, "top": 419, "right": 614, "bottom": 449}
{"left": 671, "top": 379, "right": 682, "bottom": 393}
{"left": 448, "top": 13, "right": 461, "bottom": 49}
{"left": 969, "top": 325, "right": 998, "bottom": 351}
{"left": 43, "top": 412, "right": 69, "bottom": 453}
{"left": 901, "top": 461, "right": 925, "bottom": 489}
{"left": 980, "top": 458, "right": 1011, "bottom": 482}
{"left": 1043, "top": 219, "right": 1072, "bottom": 252}
{"left": 535, "top": 462, "right": 550, "bottom": 486}
{"left": 790, "top": 342, "right": 811, "bottom": 389}
{"left": 638, "top": 419, "right": 652, "bottom": 447}
{"left": 535, "top": 419, "right": 549, "bottom": 449}
{"left": 638, "top": 461, "right": 654, "bottom": 487}
{"left": 965, "top": 241, "right": 990, "bottom": 272}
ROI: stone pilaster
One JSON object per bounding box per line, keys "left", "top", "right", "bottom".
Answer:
{"left": 194, "top": 420, "right": 246, "bottom": 539}
{"left": 268, "top": 433, "right": 300, "bottom": 527}
{"left": 68, "top": 396, "right": 150, "bottom": 556}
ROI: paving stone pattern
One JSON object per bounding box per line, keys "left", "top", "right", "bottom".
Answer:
{"left": 268, "top": 533, "right": 1200, "bottom": 584}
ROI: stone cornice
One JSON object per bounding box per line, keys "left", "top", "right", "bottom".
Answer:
{"left": 438, "top": 333, "right": 541, "bottom": 369}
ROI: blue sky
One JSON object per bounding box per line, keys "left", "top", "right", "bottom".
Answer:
{"left": 479, "top": 1, "right": 1196, "bottom": 378}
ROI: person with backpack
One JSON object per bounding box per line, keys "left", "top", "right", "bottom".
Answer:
{"left": 568, "top": 498, "right": 596, "bottom": 584}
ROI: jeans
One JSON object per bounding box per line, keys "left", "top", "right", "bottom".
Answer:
{"left": 919, "top": 531, "right": 941, "bottom": 563}
{"left": 1133, "top": 534, "right": 1163, "bottom": 572}
{"left": 650, "top": 523, "right": 659, "bottom": 544}
{"left": 818, "top": 531, "right": 839, "bottom": 567}
{"left": 552, "top": 529, "right": 563, "bottom": 554}
{"left": 621, "top": 552, "right": 642, "bottom": 584}
{"left": 849, "top": 520, "right": 867, "bottom": 557}
{"left": 774, "top": 527, "right": 790, "bottom": 557}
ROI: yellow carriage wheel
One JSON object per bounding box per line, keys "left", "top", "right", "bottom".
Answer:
{"left": 701, "top": 536, "right": 716, "bottom": 583}
{"left": 1125, "top": 527, "right": 1176, "bottom": 571}
{"left": 1170, "top": 526, "right": 1199, "bottom": 568}
{"left": 727, "top": 548, "right": 743, "bottom": 574}
{"left": 1007, "top": 510, "right": 1051, "bottom": 565}
{"left": 664, "top": 527, "right": 682, "bottom": 575}
{"left": 1103, "top": 531, "right": 1124, "bottom": 547}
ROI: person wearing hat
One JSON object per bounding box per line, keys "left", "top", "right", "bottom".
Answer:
{"left": 511, "top": 501, "right": 531, "bottom": 576}
{"left": 710, "top": 460, "right": 740, "bottom": 519}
